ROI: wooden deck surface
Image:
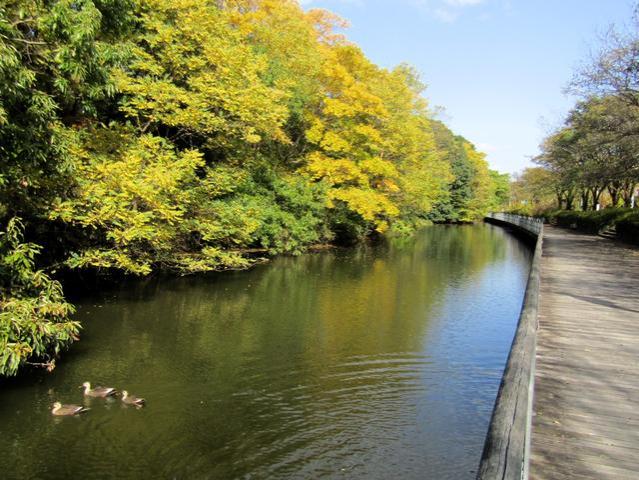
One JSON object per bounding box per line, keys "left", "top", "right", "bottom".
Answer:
{"left": 530, "top": 226, "right": 639, "bottom": 479}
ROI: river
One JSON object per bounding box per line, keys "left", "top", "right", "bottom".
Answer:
{"left": 0, "top": 224, "right": 532, "bottom": 479}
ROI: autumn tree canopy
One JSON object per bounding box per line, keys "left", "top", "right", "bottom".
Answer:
{"left": 0, "top": 0, "right": 506, "bottom": 375}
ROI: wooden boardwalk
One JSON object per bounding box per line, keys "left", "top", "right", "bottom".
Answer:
{"left": 530, "top": 226, "right": 639, "bottom": 479}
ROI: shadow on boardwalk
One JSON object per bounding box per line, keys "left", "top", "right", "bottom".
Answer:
{"left": 530, "top": 226, "right": 639, "bottom": 480}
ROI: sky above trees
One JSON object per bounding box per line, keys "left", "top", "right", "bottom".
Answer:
{"left": 300, "top": 0, "right": 634, "bottom": 174}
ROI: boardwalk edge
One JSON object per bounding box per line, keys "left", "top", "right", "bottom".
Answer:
{"left": 477, "top": 213, "right": 543, "bottom": 480}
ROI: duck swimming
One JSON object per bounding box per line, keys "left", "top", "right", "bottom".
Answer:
{"left": 80, "top": 381, "right": 117, "bottom": 397}
{"left": 51, "top": 402, "right": 89, "bottom": 416}
{"left": 121, "top": 390, "right": 146, "bottom": 407}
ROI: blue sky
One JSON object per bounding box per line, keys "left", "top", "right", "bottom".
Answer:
{"left": 300, "top": 0, "right": 635, "bottom": 174}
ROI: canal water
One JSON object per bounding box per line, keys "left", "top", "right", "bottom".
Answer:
{"left": 0, "top": 224, "right": 532, "bottom": 479}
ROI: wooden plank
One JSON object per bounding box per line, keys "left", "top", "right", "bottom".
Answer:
{"left": 531, "top": 452, "right": 639, "bottom": 480}
{"left": 530, "top": 226, "right": 639, "bottom": 480}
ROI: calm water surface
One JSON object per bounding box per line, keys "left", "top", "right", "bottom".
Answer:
{"left": 0, "top": 224, "right": 532, "bottom": 479}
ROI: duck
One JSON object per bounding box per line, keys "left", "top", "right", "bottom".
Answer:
{"left": 51, "top": 402, "right": 89, "bottom": 416}
{"left": 80, "top": 381, "right": 117, "bottom": 398}
{"left": 121, "top": 390, "right": 146, "bottom": 407}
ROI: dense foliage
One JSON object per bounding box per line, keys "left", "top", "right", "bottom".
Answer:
{"left": 427, "top": 121, "right": 507, "bottom": 223}
{"left": 0, "top": 0, "right": 506, "bottom": 375}
{"left": 0, "top": 218, "right": 79, "bottom": 376}
{"left": 545, "top": 208, "right": 635, "bottom": 233}
{"left": 541, "top": 208, "right": 639, "bottom": 245}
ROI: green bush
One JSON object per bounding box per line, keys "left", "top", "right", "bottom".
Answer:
{"left": 247, "top": 175, "right": 331, "bottom": 255}
{"left": 616, "top": 212, "right": 639, "bottom": 244}
{"left": 1, "top": 218, "right": 80, "bottom": 376}
{"left": 506, "top": 205, "right": 535, "bottom": 216}
{"left": 546, "top": 208, "right": 636, "bottom": 236}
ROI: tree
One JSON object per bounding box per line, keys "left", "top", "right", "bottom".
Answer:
{"left": 0, "top": 0, "right": 132, "bottom": 218}
{"left": 115, "top": 0, "right": 289, "bottom": 154}
{"left": 1, "top": 0, "right": 510, "bottom": 375}
{"left": 570, "top": 11, "right": 639, "bottom": 106}
{"left": 556, "top": 4, "right": 639, "bottom": 209}
{"left": 0, "top": 218, "right": 79, "bottom": 376}
{"left": 537, "top": 95, "right": 639, "bottom": 210}
{"left": 489, "top": 170, "right": 511, "bottom": 210}
{"left": 510, "top": 167, "right": 556, "bottom": 213}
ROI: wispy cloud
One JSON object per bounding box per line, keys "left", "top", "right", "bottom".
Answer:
{"left": 445, "top": 0, "right": 484, "bottom": 6}
{"left": 433, "top": 8, "right": 459, "bottom": 23}
{"left": 433, "top": 0, "right": 486, "bottom": 23}
{"left": 300, "top": 0, "right": 490, "bottom": 24}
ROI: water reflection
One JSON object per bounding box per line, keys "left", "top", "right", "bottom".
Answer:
{"left": 0, "top": 224, "right": 531, "bottom": 479}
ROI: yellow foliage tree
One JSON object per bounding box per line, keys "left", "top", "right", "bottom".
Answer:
{"left": 370, "top": 65, "right": 452, "bottom": 226}
{"left": 302, "top": 42, "right": 400, "bottom": 234}
{"left": 462, "top": 143, "right": 494, "bottom": 221}
{"left": 114, "top": 0, "right": 289, "bottom": 150}
{"left": 50, "top": 129, "right": 252, "bottom": 275}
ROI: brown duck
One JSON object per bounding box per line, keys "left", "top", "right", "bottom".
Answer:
{"left": 51, "top": 402, "right": 89, "bottom": 416}
{"left": 80, "top": 381, "right": 117, "bottom": 397}
{"left": 121, "top": 390, "right": 146, "bottom": 407}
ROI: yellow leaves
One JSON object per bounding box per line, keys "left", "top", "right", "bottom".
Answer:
{"left": 360, "top": 157, "right": 399, "bottom": 180}
{"left": 463, "top": 143, "right": 494, "bottom": 221}
{"left": 68, "top": 248, "right": 153, "bottom": 276}
{"left": 49, "top": 130, "right": 208, "bottom": 272}
{"left": 323, "top": 97, "right": 358, "bottom": 118}
{"left": 330, "top": 187, "right": 399, "bottom": 230}
{"left": 122, "top": 0, "right": 439, "bottom": 239}
{"left": 78, "top": 136, "right": 203, "bottom": 228}
{"left": 244, "top": 130, "right": 262, "bottom": 144}
{"left": 305, "top": 8, "right": 349, "bottom": 46}
{"left": 305, "top": 152, "right": 367, "bottom": 186}
{"left": 399, "top": 156, "right": 452, "bottom": 215}
{"left": 174, "top": 247, "right": 250, "bottom": 274}
{"left": 304, "top": 151, "right": 400, "bottom": 231}
{"left": 226, "top": 0, "right": 324, "bottom": 104}
{"left": 300, "top": 36, "right": 407, "bottom": 232}
{"left": 117, "top": 0, "right": 290, "bottom": 147}
{"left": 319, "top": 131, "right": 352, "bottom": 154}
{"left": 353, "top": 123, "right": 383, "bottom": 145}
{"left": 305, "top": 118, "right": 325, "bottom": 144}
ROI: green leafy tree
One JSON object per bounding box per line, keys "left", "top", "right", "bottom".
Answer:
{"left": 489, "top": 170, "right": 511, "bottom": 210}
{"left": 0, "top": 0, "right": 132, "bottom": 217}
{"left": 428, "top": 122, "right": 476, "bottom": 222}
{"left": 1, "top": 218, "right": 79, "bottom": 376}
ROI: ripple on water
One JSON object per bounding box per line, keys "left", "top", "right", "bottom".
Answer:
{"left": 191, "top": 352, "right": 435, "bottom": 477}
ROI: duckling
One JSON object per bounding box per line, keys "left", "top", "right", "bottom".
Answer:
{"left": 121, "top": 390, "right": 146, "bottom": 407}
{"left": 51, "top": 402, "right": 89, "bottom": 416}
{"left": 80, "top": 381, "right": 117, "bottom": 398}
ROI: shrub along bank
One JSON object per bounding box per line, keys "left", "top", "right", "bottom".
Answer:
{"left": 544, "top": 209, "right": 639, "bottom": 243}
